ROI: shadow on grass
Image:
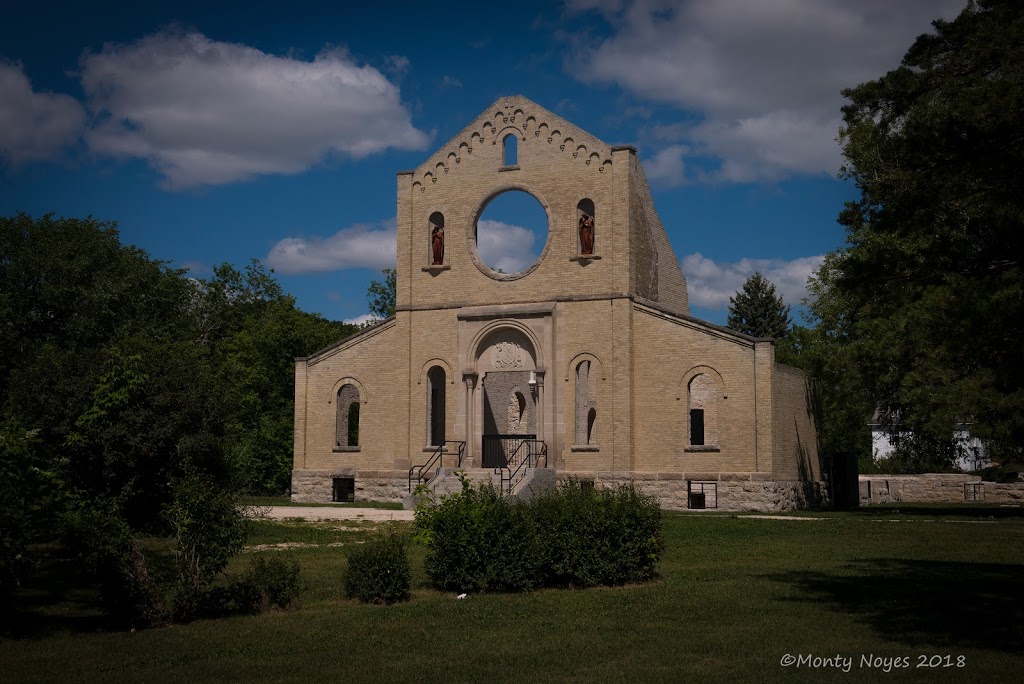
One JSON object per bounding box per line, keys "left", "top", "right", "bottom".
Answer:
{"left": 769, "top": 559, "right": 1024, "bottom": 652}
{"left": 852, "top": 504, "right": 1024, "bottom": 519}
{"left": 0, "top": 556, "right": 108, "bottom": 639}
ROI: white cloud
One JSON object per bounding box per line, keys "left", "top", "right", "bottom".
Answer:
{"left": 266, "top": 220, "right": 396, "bottom": 274}
{"left": 681, "top": 252, "right": 823, "bottom": 309}
{"left": 643, "top": 144, "right": 688, "bottom": 186}
{"left": 477, "top": 219, "right": 540, "bottom": 274}
{"left": 0, "top": 62, "right": 84, "bottom": 164}
{"left": 440, "top": 75, "right": 463, "bottom": 89}
{"left": 80, "top": 30, "right": 430, "bottom": 188}
{"left": 344, "top": 313, "right": 378, "bottom": 326}
{"left": 567, "top": 0, "right": 965, "bottom": 182}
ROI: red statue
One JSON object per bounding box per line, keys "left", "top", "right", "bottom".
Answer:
{"left": 431, "top": 224, "right": 444, "bottom": 265}
{"left": 578, "top": 212, "right": 594, "bottom": 256}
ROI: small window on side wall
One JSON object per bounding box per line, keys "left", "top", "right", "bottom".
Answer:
{"left": 332, "top": 477, "right": 355, "bottom": 503}
{"left": 687, "top": 373, "right": 718, "bottom": 448}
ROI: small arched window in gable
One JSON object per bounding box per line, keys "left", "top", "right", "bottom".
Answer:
{"left": 575, "top": 360, "right": 597, "bottom": 446}
{"left": 427, "top": 366, "right": 446, "bottom": 446}
{"left": 503, "top": 133, "right": 518, "bottom": 166}
{"left": 687, "top": 374, "right": 718, "bottom": 447}
{"left": 336, "top": 383, "right": 361, "bottom": 449}
{"left": 577, "top": 199, "right": 596, "bottom": 256}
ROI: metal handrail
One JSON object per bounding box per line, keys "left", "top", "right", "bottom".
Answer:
{"left": 497, "top": 439, "right": 547, "bottom": 494}
{"left": 408, "top": 440, "right": 466, "bottom": 492}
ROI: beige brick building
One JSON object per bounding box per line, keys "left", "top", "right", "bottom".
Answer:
{"left": 292, "top": 95, "right": 825, "bottom": 511}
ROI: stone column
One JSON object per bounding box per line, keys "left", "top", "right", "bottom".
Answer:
{"left": 463, "top": 373, "right": 477, "bottom": 467}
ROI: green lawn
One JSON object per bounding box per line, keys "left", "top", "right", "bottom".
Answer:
{"left": 3, "top": 506, "right": 1022, "bottom": 683}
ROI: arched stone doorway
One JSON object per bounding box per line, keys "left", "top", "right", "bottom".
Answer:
{"left": 463, "top": 323, "right": 546, "bottom": 467}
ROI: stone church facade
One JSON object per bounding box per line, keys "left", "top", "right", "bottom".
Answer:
{"left": 291, "top": 96, "right": 825, "bottom": 511}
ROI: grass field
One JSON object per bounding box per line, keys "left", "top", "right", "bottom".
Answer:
{"left": 2, "top": 505, "right": 1022, "bottom": 683}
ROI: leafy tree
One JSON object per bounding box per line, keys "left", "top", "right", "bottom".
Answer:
{"left": 0, "top": 213, "right": 350, "bottom": 603}
{"left": 818, "top": 0, "right": 1024, "bottom": 466}
{"left": 727, "top": 272, "right": 792, "bottom": 339}
{"left": 366, "top": 267, "right": 397, "bottom": 319}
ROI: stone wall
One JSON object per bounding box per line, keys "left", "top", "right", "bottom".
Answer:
{"left": 859, "top": 473, "right": 1024, "bottom": 506}
{"left": 561, "top": 471, "right": 829, "bottom": 512}
{"left": 291, "top": 469, "right": 408, "bottom": 504}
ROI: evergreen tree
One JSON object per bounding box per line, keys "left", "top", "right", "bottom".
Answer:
{"left": 726, "top": 272, "right": 792, "bottom": 339}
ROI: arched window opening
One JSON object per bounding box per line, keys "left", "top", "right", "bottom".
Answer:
{"left": 508, "top": 391, "right": 528, "bottom": 434}
{"left": 575, "top": 360, "right": 597, "bottom": 446}
{"left": 428, "top": 212, "right": 445, "bottom": 266}
{"left": 336, "top": 384, "right": 361, "bottom": 449}
{"left": 503, "top": 133, "right": 518, "bottom": 166}
{"left": 427, "top": 366, "right": 446, "bottom": 446}
{"left": 687, "top": 374, "right": 718, "bottom": 447}
{"left": 577, "top": 199, "right": 596, "bottom": 256}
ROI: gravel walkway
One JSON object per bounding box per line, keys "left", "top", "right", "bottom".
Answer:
{"left": 248, "top": 506, "right": 414, "bottom": 522}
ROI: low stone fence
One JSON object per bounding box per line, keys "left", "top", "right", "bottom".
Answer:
{"left": 859, "top": 473, "right": 1024, "bottom": 505}
{"left": 560, "top": 471, "right": 829, "bottom": 512}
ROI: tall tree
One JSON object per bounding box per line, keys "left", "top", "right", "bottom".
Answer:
{"left": 727, "top": 272, "right": 792, "bottom": 339}
{"left": 820, "top": 0, "right": 1024, "bottom": 465}
{"left": 366, "top": 267, "right": 397, "bottom": 319}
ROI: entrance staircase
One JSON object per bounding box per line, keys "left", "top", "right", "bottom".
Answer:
{"left": 404, "top": 439, "right": 555, "bottom": 509}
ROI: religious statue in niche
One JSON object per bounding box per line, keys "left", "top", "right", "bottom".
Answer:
{"left": 578, "top": 212, "right": 595, "bottom": 256}
{"left": 431, "top": 223, "right": 444, "bottom": 265}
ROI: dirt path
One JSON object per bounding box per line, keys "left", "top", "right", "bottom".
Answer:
{"left": 248, "top": 506, "right": 414, "bottom": 522}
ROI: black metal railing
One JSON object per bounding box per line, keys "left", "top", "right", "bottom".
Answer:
{"left": 408, "top": 440, "right": 465, "bottom": 492}
{"left": 494, "top": 438, "right": 547, "bottom": 494}
{"left": 481, "top": 434, "right": 536, "bottom": 468}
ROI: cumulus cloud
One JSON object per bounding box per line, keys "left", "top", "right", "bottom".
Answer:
{"left": 266, "top": 220, "right": 396, "bottom": 274}
{"left": 79, "top": 30, "right": 430, "bottom": 188}
{"left": 643, "top": 144, "right": 688, "bottom": 186}
{"left": 477, "top": 219, "right": 540, "bottom": 274}
{"left": 681, "top": 252, "right": 824, "bottom": 309}
{"left": 0, "top": 62, "right": 84, "bottom": 164}
{"left": 566, "top": 0, "right": 965, "bottom": 182}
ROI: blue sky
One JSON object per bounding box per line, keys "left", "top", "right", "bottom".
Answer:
{"left": 0, "top": 0, "right": 965, "bottom": 325}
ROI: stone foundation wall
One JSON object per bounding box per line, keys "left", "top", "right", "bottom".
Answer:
{"left": 292, "top": 469, "right": 408, "bottom": 504}
{"left": 859, "top": 474, "right": 1024, "bottom": 505}
{"left": 293, "top": 467, "right": 831, "bottom": 512}
{"left": 560, "top": 471, "right": 829, "bottom": 512}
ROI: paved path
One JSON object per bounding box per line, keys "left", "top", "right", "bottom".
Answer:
{"left": 249, "top": 506, "right": 414, "bottom": 522}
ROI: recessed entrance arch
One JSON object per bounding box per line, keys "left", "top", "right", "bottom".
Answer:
{"left": 461, "top": 322, "right": 548, "bottom": 467}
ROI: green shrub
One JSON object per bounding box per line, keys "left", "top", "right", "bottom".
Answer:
{"left": 343, "top": 528, "right": 411, "bottom": 604}
{"left": 418, "top": 480, "right": 540, "bottom": 593}
{"left": 417, "top": 478, "right": 664, "bottom": 592}
{"left": 166, "top": 472, "right": 248, "bottom": 621}
{"left": 230, "top": 553, "right": 302, "bottom": 614}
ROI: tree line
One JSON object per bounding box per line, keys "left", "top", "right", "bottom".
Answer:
{"left": 1, "top": 213, "right": 357, "bottom": 603}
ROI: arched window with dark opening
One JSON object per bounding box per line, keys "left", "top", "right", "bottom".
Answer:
{"left": 687, "top": 374, "right": 718, "bottom": 447}
{"left": 427, "top": 366, "right": 446, "bottom": 446}
{"left": 577, "top": 198, "right": 596, "bottom": 256}
{"left": 503, "top": 133, "right": 518, "bottom": 166}
{"left": 336, "top": 383, "right": 361, "bottom": 448}
{"left": 575, "top": 360, "right": 597, "bottom": 446}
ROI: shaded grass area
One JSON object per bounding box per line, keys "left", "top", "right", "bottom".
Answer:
{"left": 2, "top": 511, "right": 1023, "bottom": 683}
